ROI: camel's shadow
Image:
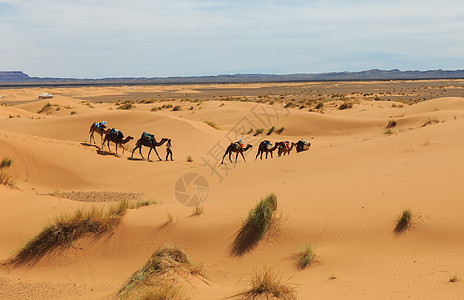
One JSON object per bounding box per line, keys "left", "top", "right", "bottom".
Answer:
{"left": 96, "top": 149, "right": 120, "bottom": 157}
{"left": 127, "top": 157, "right": 145, "bottom": 162}
{"left": 80, "top": 142, "right": 100, "bottom": 149}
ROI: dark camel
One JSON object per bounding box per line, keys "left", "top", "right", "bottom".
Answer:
{"left": 278, "top": 142, "right": 296, "bottom": 157}
{"left": 255, "top": 140, "right": 279, "bottom": 160}
{"left": 89, "top": 122, "right": 109, "bottom": 144}
{"left": 221, "top": 143, "right": 253, "bottom": 164}
{"left": 296, "top": 139, "right": 311, "bottom": 153}
{"left": 131, "top": 133, "right": 168, "bottom": 161}
{"left": 102, "top": 129, "right": 134, "bottom": 155}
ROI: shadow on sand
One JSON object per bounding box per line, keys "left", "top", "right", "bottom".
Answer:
{"left": 80, "top": 142, "right": 101, "bottom": 149}
{"left": 96, "top": 149, "right": 120, "bottom": 157}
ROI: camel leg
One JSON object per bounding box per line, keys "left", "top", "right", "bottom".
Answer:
{"left": 240, "top": 151, "right": 246, "bottom": 162}
{"left": 139, "top": 145, "right": 145, "bottom": 159}
{"left": 229, "top": 151, "right": 233, "bottom": 163}
{"left": 89, "top": 131, "right": 94, "bottom": 144}
{"left": 221, "top": 150, "right": 229, "bottom": 164}
{"left": 131, "top": 144, "right": 138, "bottom": 158}
{"left": 265, "top": 152, "right": 268, "bottom": 159}
{"left": 152, "top": 147, "right": 162, "bottom": 161}
{"left": 270, "top": 151, "right": 273, "bottom": 158}
{"left": 235, "top": 152, "right": 239, "bottom": 163}
{"left": 255, "top": 150, "right": 260, "bottom": 160}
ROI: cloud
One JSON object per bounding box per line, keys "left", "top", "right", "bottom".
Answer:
{"left": 1, "top": 0, "right": 463, "bottom": 77}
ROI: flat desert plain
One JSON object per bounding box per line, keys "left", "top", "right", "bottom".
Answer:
{"left": 1, "top": 80, "right": 464, "bottom": 299}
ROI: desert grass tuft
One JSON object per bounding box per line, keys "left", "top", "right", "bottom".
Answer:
{"left": 276, "top": 127, "right": 285, "bottom": 135}
{"left": 130, "top": 200, "right": 157, "bottom": 209}
{"left": 449, "top": 274, "right": 459, "bottom": 283}
{"left": 11, "top": 201, "right": 129, "bottom": 265}
{"left": 204, "top": 120, "right": 219, "bottom": 129}
{"left": 266, "top": 126, "right": 275, "bottom": 135}
{"left": 191, "top": 205, "right": 204, "bottom": 216}
{"left": 231, "top": 193, "right": 278, "bottom": 256}
{"left": 118, "top": 244, "right": 204, "bottom": 298}
{"left": 234, "top": 267, "right": 297, "bottom": 300}
{"left": 0, "top": 157, "right": 13, "bottom": 169}
{"left": 422, "top": 117, "right": 439, "bottom": 127}
{"left": 186, "top": 155, "right": 193, "bottom": 162}
{"left": 295, "top": 244, "right": 315, "bottom": 270}
{"left": 394, "top": 209, "right": 412, "bottom": 234}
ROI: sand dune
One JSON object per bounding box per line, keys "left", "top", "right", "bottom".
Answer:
{"left": 1, "top": 83, "right": 464, "bottom": 299}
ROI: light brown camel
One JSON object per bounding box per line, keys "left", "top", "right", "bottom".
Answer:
{"left": 255, "top": 140, "right": 279, "bottom": 160}
{"left": 221, "top": 142, "right": 253, "bottom": 164}
{"left": 102, "top": 129, "right": 134, "bottom": 155}
{"left": 131, "top": 132, "right": 168, "bottom": 161}
{"left": 89, "top": 122, "right": 109, "bottom": 144}
{"left": 278, "top": 141, "right": 296, "bottom": 157}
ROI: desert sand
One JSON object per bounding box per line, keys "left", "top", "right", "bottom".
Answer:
{"left": 1, "top": 80, "right": 464, "bottom": 299}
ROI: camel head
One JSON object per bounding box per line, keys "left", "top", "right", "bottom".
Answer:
{"left": 244, "top": 144, "right": 253, "bottom": 151}
{"left": 123, "top": 136, "right": 134, "bottom": 143}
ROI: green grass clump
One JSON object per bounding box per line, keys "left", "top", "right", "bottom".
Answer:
{"left": 117, "top": 102, "right": 134, "bottom": 110}
{"left": 295, "top": 244, "right": 315, "bottom": 269}
{"left": 234, "top": 267, "right": 297, "bottom": 300}
{"left": 232, "top": 193, "right": 278, "bottom": 256}
{"left": 11, "top": 201, "right": 129, "bottom": 265}
{"left": 118, "top": 244, "right": 204, "bottom": 298}
{"left": 0, "top": 157, "right": 13, "bottom": 169}
{"left": 38, "top": 102, "right": 52, "bottom": 113}
{"left": 394, "top": 209, "right": 412, "bottom": 234}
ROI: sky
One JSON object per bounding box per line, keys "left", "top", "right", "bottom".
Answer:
{"left": 1, "top": 0, "right": 464, "bottom": 78}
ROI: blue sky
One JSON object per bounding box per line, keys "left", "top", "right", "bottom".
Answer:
{"left": 1, "top": 0, "right": 463, "bottom": 78}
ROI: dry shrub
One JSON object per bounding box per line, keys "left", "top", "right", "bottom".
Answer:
{"left": 11, "top": 201, "right": 129, "bottom": 265}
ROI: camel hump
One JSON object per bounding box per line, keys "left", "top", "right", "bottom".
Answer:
{"left": 142, "top": 132, "right": 155, "bottom": 141}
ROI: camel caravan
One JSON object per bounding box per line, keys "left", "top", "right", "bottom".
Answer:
{"left": 89, "top": 121, "right": 169, "bottom": 160}
{"left": 89, "top": 121, "right": 310, "bottom": 163}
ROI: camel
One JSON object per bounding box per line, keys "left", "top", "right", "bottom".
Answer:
{"left": 131, "top": 132, "right": 168, "bottom": 161}
{"left": 255, "top": 140, "right": 279, "bottom": 160}
{"left": 278, "top": 141, "right": 296, "bottom": 157}
{"left": 102, "top": 129, "right": 134, "bottom": 155}
{"left": 89, "top": 122, "right": 109, "bottom": 144}
{"left": 296, "top": 139, "right": 311, "bottom": 153}
{"left": 221, "top": 142, "right": 253, "bottom": 164}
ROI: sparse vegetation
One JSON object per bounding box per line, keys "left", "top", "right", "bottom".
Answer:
{"left": 339, "top": 102, "right": 353, "bottom": 110}
{"left": 117, "top": 244, "right": 204, "bottom": 299}
{"left": 70, "top": 111, "right": 77, "bottom": 115}
{"left": 276, "top": 127, "right": 285, "bottom": 135}
{"left": 232, "top": 193, "right": 278, "bottom": 256}
{"left": 204, "top": 120, "right": 219, "bottom": 129}
{"left": 314, "top": 102, "right": 323, "bottom": 109}
{"left": 384, "top": 128, "right": 393, "bottom": 135}
{"left": 0, "top": 170, "right": 16, "bottom": 188}
{"left": 117, "top": 101, "right": 135, "bottom": 110}
{"left": 233, "top": 267, "right": 297, "bottom": 300}
{"left": 11, "top": 201, "right": 129, "bottom": 265}
{"left": 422, "top": 117, "right": 439, "bottom": 127}
{"left": 172, "top": 105, "right": 182, "bottom": 111}
{"left": 130, "top": 200, "right": 157, "bottom": 209}
{"left": 295, "top": 244, "right": 315, "bottom": 269}
{"left": 450, "top": 274, "right": 460, "bottom": 283}
{"left": 38, "top": 102, "right": 52, "bottom": 113}
{"left": 186, "top": 155, "right": 193, "bottom": 162}
{"left": 191, "top": 205, "right": 204, "bottom": 216}
{"left": 394, "top": 209, "right": 412, "bottom": 234}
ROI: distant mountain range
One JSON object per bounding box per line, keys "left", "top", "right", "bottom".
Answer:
{"left": 1, "top": 69, "right": 464, "bottom": 86}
